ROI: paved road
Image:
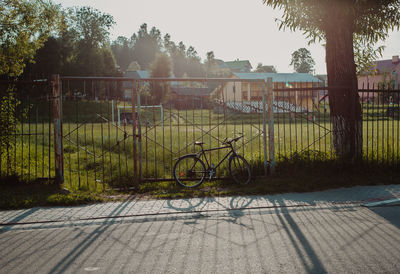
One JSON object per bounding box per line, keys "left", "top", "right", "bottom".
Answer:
{"left": 0, "top": 185, "right": 399, "bottom": 273}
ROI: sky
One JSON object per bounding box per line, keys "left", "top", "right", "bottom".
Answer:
{"left": 53, "top": 0, "right": 400, "bottom": 74}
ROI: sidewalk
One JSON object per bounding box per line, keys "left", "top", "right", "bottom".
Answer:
{"left": 1, "top": 184, "right": 399, "bottom": 229}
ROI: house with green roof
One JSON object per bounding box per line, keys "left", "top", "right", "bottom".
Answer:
{"left": 224, "top": 60, "right": 253, "bottom": 73}
{"left": 219, "top": 72, "right": 322, "bottom": 111}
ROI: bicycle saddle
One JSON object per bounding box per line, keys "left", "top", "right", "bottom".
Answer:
{"left": 195, "top": 141, "right": 204, "bottom": 146}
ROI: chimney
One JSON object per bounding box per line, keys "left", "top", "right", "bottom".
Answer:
{"left": 393, "top": 55, "right": 399, "bottom": 63}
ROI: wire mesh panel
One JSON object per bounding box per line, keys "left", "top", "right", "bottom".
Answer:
{"left": 46, "top": 76, "right": 400, "bottom": 190}
{"left": 273, "top": 84, "right": 333, "bottom": 160}
{"left": 61, "top": 78, "right": 134, "bottom": 190}
{"left": 138, "top": 79, "right": 268, "bottom": 182}
{"left": 359, "top": 84, "right": 400, "bottom": 164}
{"left": 0, "top": 80, "right": 54, "bottom": 182}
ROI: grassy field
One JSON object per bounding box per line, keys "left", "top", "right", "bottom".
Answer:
{"left": 1, "top": 100, "right": 400, "bottom": 192}
{"left": 1, "top": 100, "right": 399, "bottom": 209}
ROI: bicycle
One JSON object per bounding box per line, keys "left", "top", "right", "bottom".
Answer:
{"left": 173, "top": 135, "right": 251, "bottom": 188}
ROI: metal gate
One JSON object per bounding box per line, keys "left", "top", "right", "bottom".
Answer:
{"left": 136, "top": 78, "right": 274, "bottom": 182}
{"left": 58, "top": 76, "right": 274, "bottom": 190}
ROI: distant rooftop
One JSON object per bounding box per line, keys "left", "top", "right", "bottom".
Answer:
{"left": 375, "top": 56, "right": 400, "bottom": 74}
{"left": 234, "top": 72, "right": 321, "bottom": 83}
{"left": 124, "top": 70, "right": 149, "bottom": 79}
{"left": 361, "top": 55, "right": 400, "bottom": 75}
{"left": 224, "top": 60, "right": 252, "bottom": 72}
{"left": 123, "top": 70, "right": 149, "bottom": 88}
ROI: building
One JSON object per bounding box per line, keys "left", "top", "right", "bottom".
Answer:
{"left": 170, "top": 87, "right": 215, "bottom": 109}
{"left": 358, "top": 55, "right": 400, "bottom": 89}
{"left": 218, "top": 72, "right": 322, "bottom": 112}
{"left": 223, "top": 60, "right": 253, "bottom": 73}
{"left": 123, "top": 70, "right": 149, "bottom": 99}
{"left": 358, "top": 55, "right": 400, "bottom": 102}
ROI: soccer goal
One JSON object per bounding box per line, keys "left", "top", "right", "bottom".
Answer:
{"left": 117, "top": 104, "right": 164, "bottom": 127}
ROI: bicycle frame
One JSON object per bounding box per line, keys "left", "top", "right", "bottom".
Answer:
{"left": 196, "top": 143, "right": 237, "bottom": 171}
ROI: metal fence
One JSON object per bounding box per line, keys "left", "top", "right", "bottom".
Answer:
{"left": 0, "top": 79, "right": 55, "bottom": 182}
{"left": 58, "top": 77, "right": 272, "bottom": 190}
{"left": 1, "top": 76, "right": 399, "bottom": 190}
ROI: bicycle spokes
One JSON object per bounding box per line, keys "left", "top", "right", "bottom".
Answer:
{"left": 174, "top": 155, "right": 206, "bottom": 187}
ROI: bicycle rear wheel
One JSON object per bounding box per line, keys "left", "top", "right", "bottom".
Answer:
{"left": 173, "top": 155, "right": 206, "bottom": 187}
{"left": 229, "top": 155, "right": 251, "bottom": 185}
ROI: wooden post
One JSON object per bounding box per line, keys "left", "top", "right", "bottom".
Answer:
{"left": 266, "top": 77, "right": 275, "bottom": 174}
{"left": 131, "top": 80, "right": 137, "bottom": 187}
{"left": 52, "top": 74, "right": 64, "bottom": 183}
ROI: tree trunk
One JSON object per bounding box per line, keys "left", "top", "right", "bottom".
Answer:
{"left": 325, "top": 8, "right": 362, "bottom": 161}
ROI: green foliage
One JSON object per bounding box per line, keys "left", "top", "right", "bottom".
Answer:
{"left": 0, "top": 177, "right": 108, "bottom": 209}
{"left": 354, "top": 37, "right": 385, "bottom": 76}
{"left": 0, "top": 90, "right": 19, "bottom": 154}
{"left": 66, "top": 6, "right": 115, "bottom": 48}
{"left": 205, "top": 51, "right": 231, "bottom": 78}
{"left": 111, "top": 36, "right": 133, "bottom": 71}
{"left": 255, "top": 63, "right": 277, "bottom": 73}
{"left": 126, "top": 61, "right": 141, "bottom": 72}
{"left": 149, "top": 53, "right": 172, "bottom": 104}
{"left": 111, "top": 24, "right": 205, "bottom": 77}
{"left": 263, "top": 0, "right": 400, "bottom": 159}
{"left": 290, "top": 48, "right": 315, "bottom": 73}
{"left": 67, "top": 6, "right": 117, "bottom": 76}
{"left": 263, "top": 0, "right": 400, "bottom": 69}
{"left": 0, "top": 0, "right": 62, "bottom": 76}
{"left": 23, "top": 6, "right": 119, "bottom": 78}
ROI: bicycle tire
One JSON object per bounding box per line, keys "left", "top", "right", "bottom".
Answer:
{"left": 173, "top": 155, "right": 206, "bottom": 187}
{"left": 228, "top": 154, "right": 251, "bottom": 185}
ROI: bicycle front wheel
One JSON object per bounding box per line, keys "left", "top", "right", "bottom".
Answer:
{"left": 229, "top": 155, "right": 251, "bottom": 185}
{"left": 173, "top": 155, "right": 206, "bottom": 188}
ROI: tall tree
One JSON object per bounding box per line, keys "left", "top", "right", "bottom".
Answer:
{"left": 0, "top": 0, "right": 60, "bottom": 156}
{"left": 290, "top": 48, "right": 315, "bottom": 73}
{"left": 111, "top": 36, "right": 132, "bottom": 72}
{"left": 24, "top": 37, "right": 62, "bottom": 78}
{"left": 255, "top": 63, "right": 277, "bottom": 73}
{"left": 0, "top": 0, "right": 61, "bottom": 76}
{"left": 68, "top": 6, "right": 114, "bottom": 48}
{"left": 132, "top": 24, "right": 161, "bottom": 69}
{"left": 149, "top": 53, "right": 172, "bottom": 104}
{"left": 66, "top": 6, "right": 117, "bottom": 76}
{"left": 185, "top": 46, "right": 205, "bottom": 77}
{"left": 263, "top": 0, "right": 400, "bottom": 160}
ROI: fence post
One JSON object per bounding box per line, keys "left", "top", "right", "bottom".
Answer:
{"left": 131, "top": 80, "right": 138, "bottom": 187}
{"left": 52, "top": 74, "right": 64, "bottom": 184}
{"left": 267, "top": 77, "right": 275, "bottom": 174}
{"left": 262, "top": 81, "right": 268, "bottom": 176}
{"left": 137, "top": 84, "right": 142, "bottom": 182}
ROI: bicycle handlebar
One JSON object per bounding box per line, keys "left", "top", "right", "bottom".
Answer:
{"left": 222, "top": 135, "right": 243, "bottom": 145}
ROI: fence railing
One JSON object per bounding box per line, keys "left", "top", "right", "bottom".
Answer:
{"left": 1, "top": 76, "right": 399, "bottom": 190}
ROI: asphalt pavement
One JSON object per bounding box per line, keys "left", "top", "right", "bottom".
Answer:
{"left": 0, "top": 184, "right": 399, "bottom": 273}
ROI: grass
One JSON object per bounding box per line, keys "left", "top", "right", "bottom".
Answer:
{"left": 1, "top": 100, "right": 399, "bottom": 209}
{"left": 1, "top": 152, "right": 399, "bottom": 209}
{"left": 0, "top": 175, "right": 111, "bottom": 210}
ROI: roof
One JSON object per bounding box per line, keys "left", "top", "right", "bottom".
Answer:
{"left": 124, "top": 70, "right": 149, "bottom": 79}
{"left": 123, "top": 70, "right": 149, "bottom": 88}
{"left": 375, "top": 59, "right": 400, "bottom": 74}
{"left": 171, "top": 87, "right": 214, "bottom": 96}
{"left": 224, "top": 60, "right": 252, "bottom": 72}
{"left": 360, "top": 56, "right": 400, "bottom": 75}
{"left": 215, "top": 59, "right": 229, "bottom": 69}
{"left": 233, "top": 72, "right": 322, "bottom": 83}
